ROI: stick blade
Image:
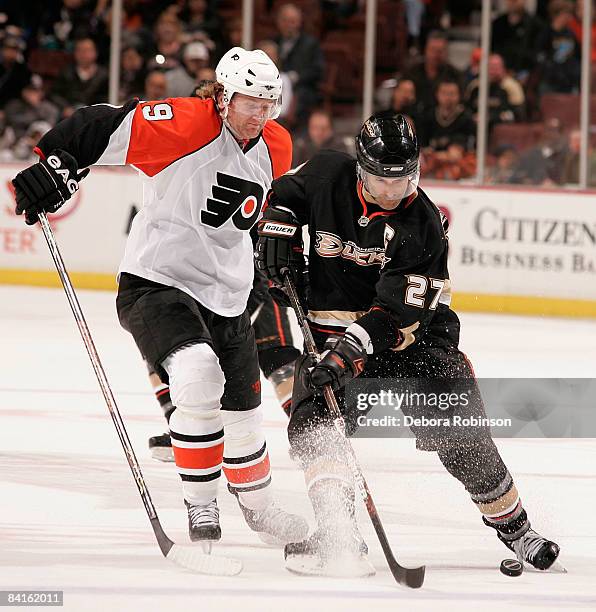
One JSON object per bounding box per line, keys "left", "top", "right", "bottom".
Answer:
{"left": 166, "top": 543, "right": 243, "bottom": 576}
{"left": 395, "top": 564, "right": 425, "bottom": 588}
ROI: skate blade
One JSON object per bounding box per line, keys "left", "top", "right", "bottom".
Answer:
{"left": 285, "top": 553, "right": 376, "bottom": 578}
{"left": 524, "top": 560, "right": 567, "bottom": 574}
{"left": 550, "top": 560, "right": 568, "bottom": 573}
{"left": 150, "top": 447, "right": 175, "bottom": 462}
{"left": 524, "top": 561, "right": 569, "bottom": 574}
{"left": 200, "top": 541, "right": 213, "bottom": 555}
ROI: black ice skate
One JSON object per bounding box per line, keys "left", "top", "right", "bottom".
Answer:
{"left": 485, "top": 518, "right": 560, "bottom": 570}
{"left": 284, "top": 525, "right": 374, "bottom": 578}
{"left": 228, "top": 484, "right": 308, "bottom": 545}
{"left": 186, "top": 499, "right": 221, "bottom": 553}
{"left": 148, "top": 432, "right": 174, "bottom": 462}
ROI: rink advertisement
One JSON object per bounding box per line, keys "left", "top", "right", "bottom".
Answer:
{"left": 425, "top": 183, "right": 596, "bottom": 317}
{"left": 1, "top": 163, "right": 596, "bottom": 316}
{"left": 0, "top": 164, "right": 139, "bottom": 289}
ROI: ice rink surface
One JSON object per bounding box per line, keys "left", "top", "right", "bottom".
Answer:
{"left": 1, "top": 286, "right": 595, "bottom": 612}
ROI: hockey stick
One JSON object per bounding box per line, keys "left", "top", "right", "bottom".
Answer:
{"left": 37, "top": 211, "right": 241, "bottom": 576}
{"left": 283, "top": 274, "right": 425, "bottom": 588}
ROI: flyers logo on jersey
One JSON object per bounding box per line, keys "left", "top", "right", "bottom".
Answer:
{"left": 201, "top": 172, "right": 264, "bottom": 230}
{"left": 314, "top": 231, "right": 391, "bottom": 268}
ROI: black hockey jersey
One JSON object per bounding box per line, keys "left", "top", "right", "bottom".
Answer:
{"left": 270, "top": 150, "right": 460, "bottom": 354}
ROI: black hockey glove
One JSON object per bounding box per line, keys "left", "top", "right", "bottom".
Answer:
{"left": 308, "top": 333, "right": 368, "bottom": 391}
{"left": 13, "top": 149, "right": 89, "bottom": 225}
{"left": 255, "top": 205, "right": 305, "bottom": 286}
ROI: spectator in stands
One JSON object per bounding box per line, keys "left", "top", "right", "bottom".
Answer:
{"left": 569, "top": 0, "right": 596, "bottom": 62}
{"left": 509, "top": 117, "right": 568, "bottom": 184}
{"left": 486, "top": 144, "right": 521, "bottom": 184}
{"left": 403, "top": 0, "right": 426, "bottom": 55}
{"left": 50, "top": 36, "right": 108, "bottom": 116}
{"left": 292, "top": 108, "right": 347, "bottom": 166}
{"left": 465, "top": 53, "right": 526, "bottom": 128}
{"left": 536, "top": 0, "right": 581, "bottom": 95}
{"left": 147, "top": 11, "right": 183, "bottom": 71}
{"left": 491, "top": 0, "right": 545, "bottom": 83}
{"left": 196, "top": 67, "right": 216, "bottom": 83}
{"left": 95, "top": 2, "right": 154, "bottom": 62}
{"left": 166, "top": 41, "right": 209, "bottom": 97}
{"left": 422, "top": 143, "right": 477, "bottom": 181}
{"left": 11, "top": 120, "right": 53, "bottom": 161}
{"left": 39, "top": 0, "right": 97, "bottom": 52}
{"left": 420, "top": 78, "right": 476, "bottom": 152}
{"left": 560, "top": 128, "right": 596, "bottom": 185}
{"left": 143, "top": 69, "right": 167, "bottom": 100}
{"left": 257, "top": 39, "right": 294, "bottom": 124}
{"left": 220, "top": 16, "right": 243, "bottom": 60}
{"left": 320, "top": 0, "right": 359, "bottom": 33}
{"left": 402, "top": 30, "right": 462, "bottom": 115}
{"left": 275, "top": 2, "right": 324, "bottom": 128}
{"left": 0, "top": 32, "right": 31, "bottom": 107}
{"left": 120, "top": 44, "right": 147, "bottom": 101}
{"left": 462, "top": 47, "right": 482, "bottom": 87}
{"left": 179, "top": 0, "right": 221, "bottom": 51}
{"left": 4, "top": 75, "right": 59, "bottom": 139}
{"left": 420, "top": 78, "right": 476, "bottom": 181}
{"left": 384, "top": 78, "right": 422, "bottom": 119}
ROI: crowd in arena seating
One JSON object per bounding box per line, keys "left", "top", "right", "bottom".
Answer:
{"left": 0, "top": 0, "right": 594, "bottom": 186}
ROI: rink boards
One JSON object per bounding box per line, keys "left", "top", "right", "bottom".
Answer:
{"left": 0, "top": 164, "right": 595, "bottom": 318}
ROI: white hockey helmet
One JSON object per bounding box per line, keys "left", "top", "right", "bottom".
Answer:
{"left": 216, "top": 46, "right": 282, "bottom": 119}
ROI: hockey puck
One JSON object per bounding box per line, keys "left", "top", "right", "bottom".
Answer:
{"left": 500, "top": 558, "right": 523, "bottom": 576}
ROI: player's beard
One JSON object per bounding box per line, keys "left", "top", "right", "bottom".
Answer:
{"left": 361, "top": 183, "right": 404, "bottom": 210}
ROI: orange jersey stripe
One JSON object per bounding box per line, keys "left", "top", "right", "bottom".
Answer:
{"left": 126, "top": 98, "right": 222, "bottom": 177}
{"left": 173, "top": 442, "right": 224, "bottom": 470}
{"left": 271, "top": 299, "right": 287, "bottom": 346}
{"left": 262, "top": 120, "right": 292, "bottom": 179}
{"left": 223, "top": 454, "right": 271, "bottom": 484}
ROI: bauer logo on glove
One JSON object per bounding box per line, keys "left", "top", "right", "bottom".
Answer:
{"left": 259, "top": 220, "right": 299, "bottom": 237}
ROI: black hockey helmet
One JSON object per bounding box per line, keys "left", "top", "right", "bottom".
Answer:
{"left": 355, "top": 112, "right": 420, "bottom": 178}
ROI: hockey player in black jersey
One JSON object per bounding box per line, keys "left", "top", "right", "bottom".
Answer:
{"left": 255, "top": 113, "right": 560, "bottom": 576}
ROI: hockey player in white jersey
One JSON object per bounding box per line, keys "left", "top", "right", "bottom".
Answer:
{"left": 12, "top": 47, "right": 308, "bottom": 548}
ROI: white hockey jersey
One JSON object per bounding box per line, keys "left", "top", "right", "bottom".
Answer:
{"left": 36, "top": 97, "right": 292, "bottom": 316}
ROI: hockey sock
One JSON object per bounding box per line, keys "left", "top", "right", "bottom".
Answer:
{"left": 170, "top": 408, "right": 224, "bottom": 505}
{"left": 437, "top": 439, "right": 530, "bottom": 540}
{"left": 306, "top": 460, "right": 354, "bottom": 523}
{"left": 473, "top": 472, "right": 530, "bottom": 541}
{"left": 154, "top": 383, "right": 175, "bottom": 423}
{"left": 222, "top": 409, "right": 272, "bottom": 511}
